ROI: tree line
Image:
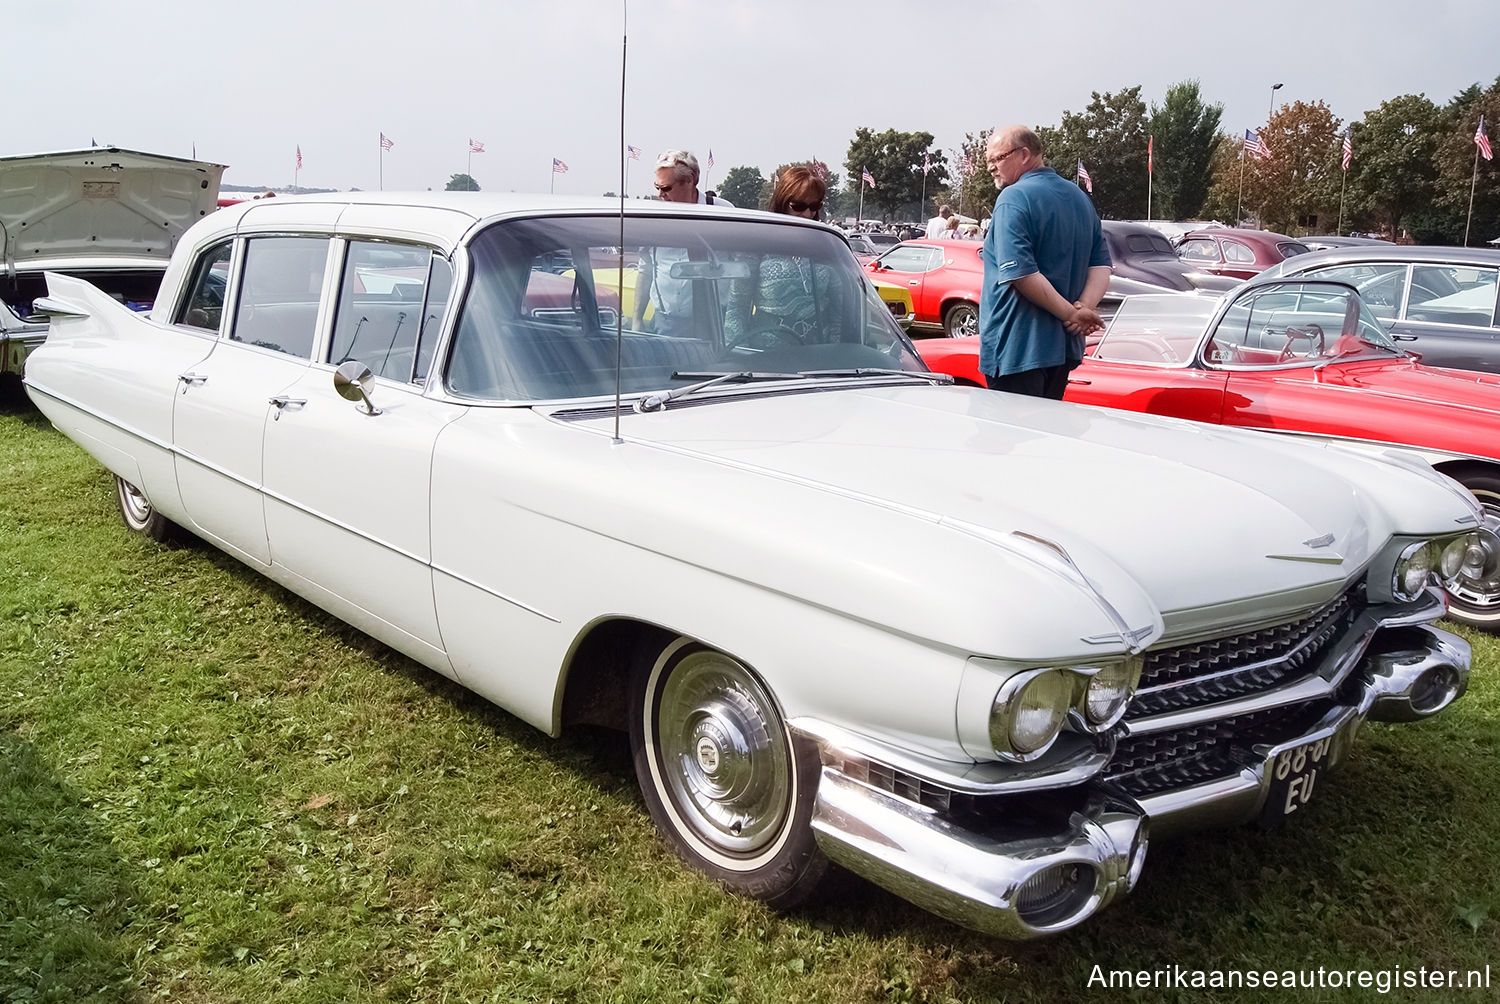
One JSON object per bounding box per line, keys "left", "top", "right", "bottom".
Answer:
{"left": 710, "top": 77, "right": 1500, "bottom": 243}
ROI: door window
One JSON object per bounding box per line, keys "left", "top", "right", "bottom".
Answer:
{"left": 875, "top": 246, "right": 940, "bottom": 273}
{"left": 230, "top": 237, "right": 329, "bottom": 358}
{"left": 1305, "top": 263, "right": 1407, "bottom": 322}
{"left": 329, "top": 241, "right": 447, "bottom": 381}
{"left": 1178, "top": 238, "right": 1219, "bottom": 263}
{"left": 1405, "top": 265, "right": 1499, "bottom": 328}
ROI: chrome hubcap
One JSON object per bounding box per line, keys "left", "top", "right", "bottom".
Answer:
{"left": 656, "top": 651, "right": 790, "bottom": 854}
{"left": 119, "top": 480, "right": 153, "bottom": 525}
{"left": 1447, "top": 499, "right": 1500, "bottom": 611}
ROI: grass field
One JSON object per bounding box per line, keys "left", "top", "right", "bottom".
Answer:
{"left": 2, "top": 384, "right": 1497, "bottom": 1003}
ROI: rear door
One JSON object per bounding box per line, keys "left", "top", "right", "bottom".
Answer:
{"left": 173, "top": 235, "right": 332, "bottom": 566}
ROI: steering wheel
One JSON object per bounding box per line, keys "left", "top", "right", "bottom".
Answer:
{"left": 727, "top": 318, "right": 807, "bottom": 352}
{"left": 1278, "top": 323, "right": 1325, "bottom": 361}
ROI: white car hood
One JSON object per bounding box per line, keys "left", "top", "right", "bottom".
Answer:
{"left": 0, "top": 148, "right": 224, "bottom": 270}
{"left": 567, "top": 383, "right": 1460, "bottom": 643}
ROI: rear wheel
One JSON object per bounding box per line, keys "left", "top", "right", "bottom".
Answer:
{"left": 114, "top": 476, "right": 179, "bottom": 543}
{"left": 629, "top": 638, "right": 826, "bottom": 907}
{"left": 1445, "top": 472, "right": 1500, "bottom": 631}
{"left": 943, "top": 301, "right": 979, "bottom": 338}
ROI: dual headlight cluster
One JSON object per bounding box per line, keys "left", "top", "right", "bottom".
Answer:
{"left": 1391, "top": 532, "right": 1488, "bottom": 602}
{"left": 988, "top": 657, "right": 1144, "bottom": 761}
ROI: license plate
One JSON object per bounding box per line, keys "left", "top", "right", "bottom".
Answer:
{"left": 1263, "top": 735, "right": 1334, "bottom": 822}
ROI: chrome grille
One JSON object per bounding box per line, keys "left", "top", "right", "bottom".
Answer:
{"left": 1129, "top": 590, "right": 1360, "bottom": 718}
{"left": 1105, "top": 700, "right": 1336, "bottom": 797}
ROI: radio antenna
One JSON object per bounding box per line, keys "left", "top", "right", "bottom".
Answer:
{"left": 612, "top": 0, "right": 629, "bottom": 443}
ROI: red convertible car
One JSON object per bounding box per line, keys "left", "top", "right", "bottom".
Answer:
{"left": 865, "top": 240, "right": 983, "bottom": 337}
{"left": 916, "top": 278, "right": 1500, "bottom": 630}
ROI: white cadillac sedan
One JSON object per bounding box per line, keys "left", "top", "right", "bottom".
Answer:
{"left": 23, "top": 192, "right": 1479, "bottom": 938}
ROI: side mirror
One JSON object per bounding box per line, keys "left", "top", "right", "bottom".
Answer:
{"left": 334, "top": 360, "right": 382, "bottom": 416}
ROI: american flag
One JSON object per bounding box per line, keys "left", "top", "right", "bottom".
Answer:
{"left": 958, "top": 153, "right": 971, "bottom": 177}
{"left": 861, "top": 167, "right": 876, "bottom": 188}
{"left": 469, "top": 139, "right": 485, "bottom": 154}
{"left": 922, "top": 152, "right": 931, "bottom": 175}
{"left": 1476, "top": 116, "right": 1493, "bottom": 161}
{"left": 706, "top": 148, "right": 715, "bottom": 169}
{"left": 1243, "top": 129, "right": 1271, "bottom": 160}
{"left": 1076, "top": 160, "right": 1093, "bottom": 194}
{"left": 1148, "top": 135, "right": 1153, "bottom": 174}
{"left": 552, "top": 158, "right": 569, "bottom": 174}
{"left": 380, "top": 132, "right": 394, "bottom": 151}
{"left": 296, "top": 145, "right": 302, "bottom": 171}
{"left": 627, "top": 145, "right": 641, "bottom": 161}
{"left": 1342, "top": 131, "right": 1352, "bottom": 172}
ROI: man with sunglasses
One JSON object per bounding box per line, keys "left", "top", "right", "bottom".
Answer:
{"left": 632, "top": 150, "right": 735, "bottom": 335}
{"left": 978, "top": 126, "right": 1111, "bottom": 399}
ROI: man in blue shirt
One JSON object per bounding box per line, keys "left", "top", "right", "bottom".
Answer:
{"left": 979, "top": 126, "right": 1112, "bottom": 399}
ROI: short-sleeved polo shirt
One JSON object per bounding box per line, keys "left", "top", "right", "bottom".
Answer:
{"left": 978, "top": 167, "right": 1110, "bottom": 378}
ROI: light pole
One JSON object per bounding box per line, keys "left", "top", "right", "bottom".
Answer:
{"left": 1268, "top": 82, "right": 1283, "bottom": 125}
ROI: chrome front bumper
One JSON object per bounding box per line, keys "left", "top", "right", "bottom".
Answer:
{"left": 799, "top": 622, "right": 1469, "bottom": 939}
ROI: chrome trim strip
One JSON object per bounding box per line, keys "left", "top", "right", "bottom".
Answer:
{"left": 22, "top": 382, "right": 175, "bottom": 456}
{"left": 792, "top": 718, "right": 1109, "bottom": 795}
{"left": 430, "top": 564, "right": 560, "bottom": 623}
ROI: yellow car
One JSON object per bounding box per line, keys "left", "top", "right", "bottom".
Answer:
{"left": 870, "top": 277, "right": 914, "bottom": 329}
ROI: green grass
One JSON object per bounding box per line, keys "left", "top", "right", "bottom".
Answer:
{"left": 2, "top": 383, "right": 1498, "bottom": 1003}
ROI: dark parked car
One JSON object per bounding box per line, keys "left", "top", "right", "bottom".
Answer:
{"left": 1177, "top": 227, "right": 1312, "bottom": 279}
{"left": 1263, "top": 245, "right": 1500, "bottom": 373}
{"left": 1101, "top": 221, "right": 1241, "bottom": 296}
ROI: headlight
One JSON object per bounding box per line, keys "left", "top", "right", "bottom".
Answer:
{"left": 989, "top": 669, "right": 1070, "bottom": 758}
{"left": 1393, "top": 540, "right": 1436, "bottom": 601}
{"left": 1077, "top": 657, "right": 1144, "bottom": 731}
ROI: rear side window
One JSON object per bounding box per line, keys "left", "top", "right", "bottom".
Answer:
{"left": 876, "top": 246, "right": 941, "bottom": 273}
{"left": 1306, "top": 263, "right": 1406, "bottom": 322}
{"left": 230, "top": 237, "right": 329, "bottom": 358}
{"left": 1278, "top": 242, "right": 1312, "bottom": 259}
{"left": 1223, "top": 241, "right": 1256, "bottom": 264}
{"left": 176, "top": 242, "right": 234, "bottom": 332}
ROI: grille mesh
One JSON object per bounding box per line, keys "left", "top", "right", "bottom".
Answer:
{"left": 1130, "top": 591, "right": 1360, "bottom": 717}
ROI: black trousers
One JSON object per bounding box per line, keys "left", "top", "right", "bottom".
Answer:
{"left": 985, "top": 363, "right": 1071, "bottom": 400}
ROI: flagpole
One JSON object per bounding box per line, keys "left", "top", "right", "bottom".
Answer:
{"left": 1146, "top": 135, "right": 1153, "bottom": 220}
{"left": 551, "top": 162, "right": 556, "bottom": 195}
{"left": 1236, "top": 144, "right": 1246, "bottom": 224}
{"left": 379, "top": 135, "right": 384, "bottom": 192}
{"left": 1465, "top": 144, "right": 1479, "bottom": 247}
{"left": 1337, "top": 168, "right": 1347, "bottom": 236}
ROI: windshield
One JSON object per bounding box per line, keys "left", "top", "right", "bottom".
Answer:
{"left": 445, "top": 215, "right": 925, "bottom": 402}
{"left": 1094, "top": 283, "right": 1402, "bottom": 369}
{"left": 1203, "top": 281, "right": 1400, "bottom": 367}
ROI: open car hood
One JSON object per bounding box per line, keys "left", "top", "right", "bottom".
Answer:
{"left": 0, "top": 148, "right": 225, "bottom": 270}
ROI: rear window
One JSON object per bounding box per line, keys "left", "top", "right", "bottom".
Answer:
{"left": 1278, "top": 242, "right": 1312, "bottom": 259}
{"left": 1125, "top": 234, "right": 1178, "bottom": 257}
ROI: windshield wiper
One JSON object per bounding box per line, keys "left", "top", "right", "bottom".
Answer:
{"left": 635, "top": 371, "right": 805, "bottom": 412}
{"left": 795, "top": 367, "right": 954, "bottom": 384}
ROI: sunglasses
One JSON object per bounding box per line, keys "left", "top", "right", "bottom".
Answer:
{"left": 787, "top": 200, "right": 823, "bottom": 215}
{"left": 654, "top": 183, "right": 679, "bottom": 195}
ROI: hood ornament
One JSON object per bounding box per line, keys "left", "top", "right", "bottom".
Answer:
{"left": 1268, "top": 532, "right": 1343, "bottom": 565}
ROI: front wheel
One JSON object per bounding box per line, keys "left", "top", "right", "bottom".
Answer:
{"left": 114, "top": 476, "right": 179, "bottom": 543}
{"left": 1445, "top": 473, "right": 1500, "bottom": 631}
{"left": 629, "top": 638, "right": 826, "bottom": 908}
{"left": 943, "top": 301, "right": 978, "bottom": 338}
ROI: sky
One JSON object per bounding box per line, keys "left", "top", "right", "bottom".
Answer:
{"left": 7, "top": 0, "right": 1498, "bottom": 200}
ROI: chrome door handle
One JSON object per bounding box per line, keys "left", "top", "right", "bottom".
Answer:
{"left": 268, "top": 395, "right": 307, "bottom": 420}
{"left": 908, "top": 280, "right": 920, "bottom": 285}
{"left": 178, "top": 372, "right": 208, "bottom": 386}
